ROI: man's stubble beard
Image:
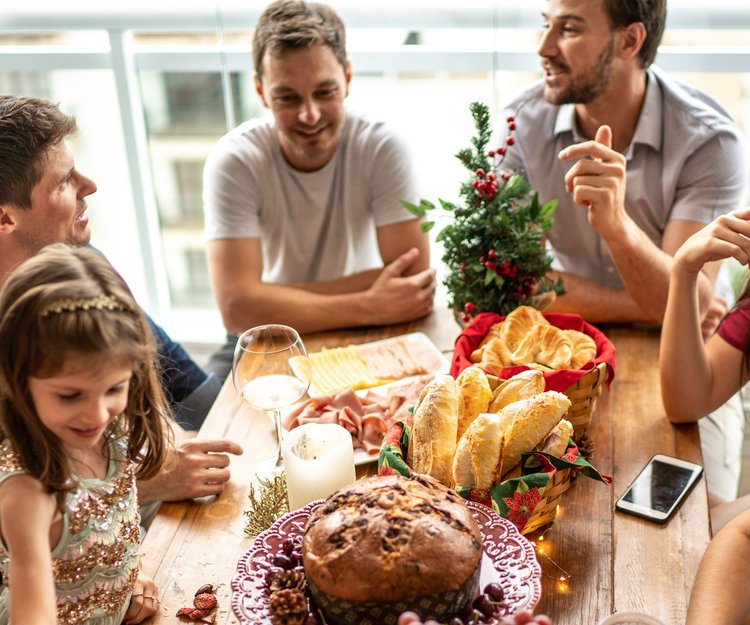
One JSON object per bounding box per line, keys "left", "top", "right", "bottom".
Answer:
{"left": 545, "top": 39, "right": 615, "bottom": 106}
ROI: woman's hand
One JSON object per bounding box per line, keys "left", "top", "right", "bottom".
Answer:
{"left": 123, "top": 571, "right": 160, "bottom": 625}
{"left": 673, "top": 207, "right": 750, "bottom": 276}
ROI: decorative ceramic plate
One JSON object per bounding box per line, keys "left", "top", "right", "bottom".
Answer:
{"left": 231, "top": 500, "right": 542, "bottom": 625}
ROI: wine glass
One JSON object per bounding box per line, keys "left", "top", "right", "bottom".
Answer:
{"left": 232, "top": 324, "right": 312, "bottom": 478}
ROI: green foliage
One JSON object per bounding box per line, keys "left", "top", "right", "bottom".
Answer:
{"left": 402, "top": 101, "right": 564, "bottom": 319}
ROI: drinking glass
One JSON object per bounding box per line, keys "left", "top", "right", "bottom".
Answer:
{"left": 232, "top": 324, "right": 312, "bottom": 478}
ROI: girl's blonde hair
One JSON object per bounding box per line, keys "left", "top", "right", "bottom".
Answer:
{"left": 0, "top": 244, "right": 171, "bottom": 491}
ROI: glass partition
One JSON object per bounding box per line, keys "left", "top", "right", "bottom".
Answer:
{"left": 2, "top": 3, "right": 750, "bottom": 343}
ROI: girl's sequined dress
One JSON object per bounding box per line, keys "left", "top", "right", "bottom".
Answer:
{"left": 0, "top": 438, "right": 141, "bottom": 624}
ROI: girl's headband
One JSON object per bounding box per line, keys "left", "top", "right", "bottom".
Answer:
{"left": 40, "top": 293, "right": 131, "bottom": 317}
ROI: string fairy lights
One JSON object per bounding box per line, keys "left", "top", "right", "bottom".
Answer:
{"left": 529, "top": 518, "right": 572, "bottom": 594}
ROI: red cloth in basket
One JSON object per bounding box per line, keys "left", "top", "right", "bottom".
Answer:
{"left": 450, "top": 312, "right": 616, "bottom": 392}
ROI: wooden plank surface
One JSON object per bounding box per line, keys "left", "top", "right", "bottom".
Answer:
{"left": 609, "top": 328, "right": 709, "bottom": 625}
{"left": 140, "top": 313, "right": 710, "bottom": 625}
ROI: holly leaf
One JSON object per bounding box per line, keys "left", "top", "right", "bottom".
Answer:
{"left": 439, "top": 198, "right": 458, "bottom": 212}
{"left": 540, "top": 199, "right": 558, "bottom": 219}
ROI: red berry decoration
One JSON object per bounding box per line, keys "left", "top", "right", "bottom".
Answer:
{"left": 398, "top": 101, "right": 561, "bottom": 319}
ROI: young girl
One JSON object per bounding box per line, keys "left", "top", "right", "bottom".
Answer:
{"left": 0, "top": 244, "right": 172, "bottom": 625}
{"left": 661, "top": 206, "right": 750, "bottom": 521}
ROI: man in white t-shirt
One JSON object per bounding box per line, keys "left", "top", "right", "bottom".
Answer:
{"left": 203, "top": 0, "right": 435, "bottom": 378}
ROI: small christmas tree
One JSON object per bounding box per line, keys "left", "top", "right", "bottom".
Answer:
{"left": 403, "top": 101, "right": 563, "bottom": 323}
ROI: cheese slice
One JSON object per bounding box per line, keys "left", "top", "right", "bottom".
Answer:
{"left": 293, "top": 345, "right": 388, "bottom": 396}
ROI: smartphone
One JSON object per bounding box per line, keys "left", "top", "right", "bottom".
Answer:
{"left": 615, "top": 453, "right": 703, "bottom": 523}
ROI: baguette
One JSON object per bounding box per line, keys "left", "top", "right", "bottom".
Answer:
{"left": 537, "top": 418, "right": 574, "bottom": 457}
{"left": 456, "top": 365, "right": 492, "bottom": 440}
{"left": 452, "top": 412, "right": 504, "bottom": 490}
{"left": 498, "top": 391, "right": 572, "bottom": 477}
{"left": 489, "top": 369, "right": 545, "bottom": 413}
{"left": 407, "top": 374, "right": 459, "bottom": 486}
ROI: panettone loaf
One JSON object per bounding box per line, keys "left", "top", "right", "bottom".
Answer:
{"left": 302, "top": 474, "right": 482, "bottom": 610}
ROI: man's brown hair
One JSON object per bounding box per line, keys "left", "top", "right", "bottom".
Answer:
{"left": 604, "top": 0, "right": 666, "bottom": 68}
{"left": 252, "top": 0, "right": 347, "bottom": 82}
{"left": 0, "top": 96, "right": 77, "bottom": 208}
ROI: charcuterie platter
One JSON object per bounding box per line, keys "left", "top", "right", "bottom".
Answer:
{"left": 284, "top": 332, "right": 448, "bottom": 464}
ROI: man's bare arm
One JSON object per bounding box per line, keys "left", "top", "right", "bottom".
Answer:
{"left": 686, "top": 508, "right": 750, "bottom": 625}
{"left": 604, "top": 217, "right": 717, "bottom": 324}
{"left": 542, "top": 270, "right": 650, "bottom": 323}
{"left": 206, "top": 220, "right": 435, "bottom": 334}
{"left": 290, "top": 219, "right": 431, "bottom": 295}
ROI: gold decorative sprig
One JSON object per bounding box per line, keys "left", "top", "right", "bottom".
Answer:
{"left": 244, "top": 474, "right": 289, "bottom": 538}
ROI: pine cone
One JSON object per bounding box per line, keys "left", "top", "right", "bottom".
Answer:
{"left": 269, "top": 569, "right": 307, "bottom": 594}
{"left": 577, "top": 434, "right": 594, "bottom": 461}
{"left": 269, "top": 588, "right": 308, "bottom": 625}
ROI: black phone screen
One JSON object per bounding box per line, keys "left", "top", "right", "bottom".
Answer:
{"left": 621, "top": 458, "right": 695, "bottom": 513}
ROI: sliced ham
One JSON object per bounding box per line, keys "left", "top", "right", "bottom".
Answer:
{"left": 283, "top": 375, "right": 434, "bottom": 455}
{"left": 358, "top": 336, "right": 433, "bottom": 379}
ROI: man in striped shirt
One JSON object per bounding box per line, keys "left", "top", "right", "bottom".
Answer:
{"left": 495, "top": 0, "right": 746, "bottom": 331}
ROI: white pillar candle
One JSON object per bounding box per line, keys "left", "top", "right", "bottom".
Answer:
{"left": 281, "top": 423, "right": 356, "bottom": 510}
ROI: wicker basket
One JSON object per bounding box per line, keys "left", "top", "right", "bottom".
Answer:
{"left": 522, "top": 468, "right": 572, "bottom": 535}
{"left": 562, "top": 361, "right": 610, "bottom": 438}
{"left": 378, "top": 419, "right": 608, "bottom": 536}
{"left": 451, "top": 311, "right": 616, "bottom": 443}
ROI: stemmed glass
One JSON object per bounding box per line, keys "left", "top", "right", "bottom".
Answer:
{"left": 232, "top": 324, "right": 311, "bottom": 478}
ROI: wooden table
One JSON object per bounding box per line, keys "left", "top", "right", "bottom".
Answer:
{"left": 140, "top": 310, "right": 710, "bottom": 625}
